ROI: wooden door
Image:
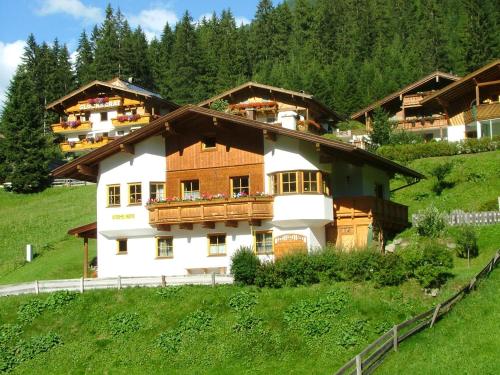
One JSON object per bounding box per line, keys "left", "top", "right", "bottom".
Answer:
{"left": 274, "top": 234, "right": 307, "bottom": 259}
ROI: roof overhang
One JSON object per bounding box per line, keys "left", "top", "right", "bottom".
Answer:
{"left": 52, "top": 105, "right": 424, "bottom": 182}
{"left": 68, "top": 222, "right": 97, "bottom": 239}
{"left": 198, "top": 81, "right": 343, "bottom": 123}
{"left": 351, "top": 71, "right": 460, "bottom": 120}
{"left": 421, "top": 60, "right": 500, "bottom": 106}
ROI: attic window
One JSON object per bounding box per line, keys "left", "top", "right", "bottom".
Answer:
{"left": 202, "top": 136, "right": 217, "bottom": 150}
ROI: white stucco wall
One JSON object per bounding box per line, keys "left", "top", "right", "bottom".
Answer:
{"left": 447, "top": 125, "right": 466, "bottom": 142}
{"left": 272, "top": 194, "right": 333, "bottom": 227}
{"left": 90, "top": 110, "right": 117, "bottom": 134}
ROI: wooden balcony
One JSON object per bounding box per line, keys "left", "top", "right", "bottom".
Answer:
{"left": 112, "top": 114, "right": 151, "bottom": 128}
{"left": 397, "top": 116, "right": 448, "bottom": 130}
{"left": 463, "top": 102, "right": 500, "bottom": 124}
{"left": 51, "top": 121, "right": 92, "bottom": 133}
{"left": 60, "top": 137, "right": 113, "bottom": 152}
{"left": 333, "top": 196, "right": 409, "bottom": 229}
{"left": 402, "top": 94, "right": 424, "bottom": 107}
{"left": 148, "top": 196, "right": 274, "bottom": 228}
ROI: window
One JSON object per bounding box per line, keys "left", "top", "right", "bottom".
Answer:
{"left": 84, "top": 112, "right": 90, "bottom": 121}
{"left": 100, "top": 112, "right": 108, "bottom": 121}
{"left": 128, "top": 183, "right": 142, "bottom": 205}
{"left": 271, "top": 174, "right": 279, "bottom": 195}
{"left": 281, "top": 172, "right": 297, "bottom": 193}
{"left": 303, "top": 171, "right": 318, "bottom": 193}
{"left": 182, "top": 180, "right": 200, "bottom": 200}
{"left": 255, "top": 231, "right": 273, "bottom": 255}
{"left": 208, "top": 234, "right": 226, "bottom": 256}
{"left": 117, "top": 130, "right": 125, "bottom": 136}
{"left": 78, "top": 134, "right": 86, "bottom": 141}
{"left": 117, "top": 239, "right": 127, "bottom": 254}
{"left": 231, "top": 176, "right": 249, "bottom": 197}
{"left": 150, "top": 182, "right": 165, "bottom": 201}
{"left": 202, "top": 136, "right": 216, "bottom": 150}
{"left": 107, "top": 185, "right": 120, "bottom": 206}
{"left": 157, "top": 237, "right": 173, "bottom": 258}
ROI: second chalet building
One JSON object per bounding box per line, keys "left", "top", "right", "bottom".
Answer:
{"left": 47, "top": 78, "right": 178, "bottom": 152}
{"left": 54, "top": 83, "right": 423, "bottom": 278}
{"left": 352, "top": 59, "right": 500, "bottom": 141}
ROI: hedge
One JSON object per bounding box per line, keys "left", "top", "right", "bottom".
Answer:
{"left": 376, "top": 137, "right": 499, "bottom": 163}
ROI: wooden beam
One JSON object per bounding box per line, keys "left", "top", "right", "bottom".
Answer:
{"left": 225, "top": 220, "right": 238, "bottom": 228}
{"left": 157, "top": 224, "right": 171, "bottom": 231}
{"left": 77, "top": 164, "right": 97, "bottom": 177}
{"left": 263, "top": 129, "right": 276, "bottom": 141}
{"left": 477, "top": 79, "right": 500, "bottom": 87}
{"left": 248, "top": 219, "right": 261, "bottom": 226}
{"left": 202, "top": 222, "right": 215, "bottom": 229}
{"left": 179, "top": 223, "right": 193, "bottom": 230}
{"left": 119, "top": 143, "right": 134, "bottom": 155}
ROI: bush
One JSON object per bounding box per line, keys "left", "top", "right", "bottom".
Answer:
{"left": 455, "top": 226, "right": 479, "bottom": 258}
{"left": 275, "top": 253, "right": 319, "bottom": 287}
{"left": 309, "top": 248, "right": 342, "bottom": 280}
{"left": 228, "top": 291, "right": 257, "bottom": 312}
{"left": 255, "top": 261, "right": 283, "bottom": 288}
{"left": 415, "top": 206, "right": 447, "bottom": 237}
{"left": 414, "top": 264, "right": 452, "bottom": 289}
{"left": 231, "top": 246, "right": 261, "bottom": 285}
{"left": 430, "top": 161, "right": 454, "bottom": 195}
{"left": 338, "top": 250, "right": 382, "bottom": 281}
{"left": 373, "top": 253, "right": 407, "bottom": 287}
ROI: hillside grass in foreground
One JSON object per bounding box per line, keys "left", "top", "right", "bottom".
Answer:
{"left": 378, "top": 265, "right": 500, "bottom": 375}
{"left": 391, "top": 150, "right": 500, "bottom": 214}
{"left": 0, "top": 186, "right": 96, "bottom": 278}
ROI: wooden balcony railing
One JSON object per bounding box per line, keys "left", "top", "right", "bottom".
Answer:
{"left": 463, "top": 102, "right": 500, "bottom": 124}
{"left": 397, "top": 116, "right": 448, "bottom": 130}
{"left": 402, "top": 94, "right": 424, "bottom": 107}
{"left": 148, "top": 196, "right": 274, "bottom": 227}
{"left": 112, "top": 114, "right": 151, "bottom": 127}
{"left": 60, "top": 137, "right": 113, "bottom": 152}
{"left": 333, "top": 196, "right": 408, "bottom": 227}
{"left": 51, "top": 121, "right": 92, "bottom": 133}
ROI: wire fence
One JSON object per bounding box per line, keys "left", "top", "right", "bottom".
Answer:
{"left": 334, "top": 249, "right": 500, "bottom": 375}
{"left": 0, "top": 274, "right": 234, "bottom": 298}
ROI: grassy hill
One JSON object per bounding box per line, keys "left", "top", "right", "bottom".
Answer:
{"left": 0, "top": 185, "right": 96, "bottom": 282}
{"left": 391, "top": 150, "right": 500, "bottom": 214}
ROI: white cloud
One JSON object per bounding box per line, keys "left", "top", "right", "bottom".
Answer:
{"left": 234, "top": 16, "right": 251, "bottom": 26}
{"left": 37, "top": 0, "right": 103, "bottom": 23}
{"left": 128, "top": 8, "right": 178, "bottom": 41}
{"left": 0, "top": 40, "right": 26, "bottom": 108}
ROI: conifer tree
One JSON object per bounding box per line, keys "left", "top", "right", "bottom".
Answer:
{"left": 93, "top": 4, "right": 120, "bottom": 80}
{"left": 75, "top": 30, "right": 95, "bottom": 85}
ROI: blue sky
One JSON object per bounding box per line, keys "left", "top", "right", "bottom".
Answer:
{"left": 0, "top": 0, "right": 279, "bottom": 106}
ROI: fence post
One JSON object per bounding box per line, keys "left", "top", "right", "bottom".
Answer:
{"left": 211, "top": 272, "right": 216, "bottom": 287}
{"left": 356, "top": 354, "right": 362, "bottom": 375}
{"left": 34, "top": 280, "right": 39, "bottom": 294}
{"left": 430, "top": 303, "right": 442, "bottom": 328}
{"left": 392, "top": 325, "right": 398, "bottom": 352}
{"left": 80, "top": 277, "right": 84, "bottom": 293}
{"left": 117, "top": 275, "right": 122, "bottom": 290}
{"left": 161, "top": 275, "right": 166, "bottom": 287}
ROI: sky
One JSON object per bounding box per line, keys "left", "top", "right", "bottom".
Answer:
{"left": 0, "top": 0, "right": 278, "bottom": 107}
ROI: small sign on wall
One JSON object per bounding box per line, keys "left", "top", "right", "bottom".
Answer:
{"left": 112, "top": 214, "right": 135, "bottom": 220}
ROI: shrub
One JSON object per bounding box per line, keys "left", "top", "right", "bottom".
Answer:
{"left": 275, "top": 253, "right": 319, "bottom": 287}
{"left": 255, "top": 261, "right": 283, "bottom": 288}
{"left": 156, "top": 286, "right": 182, "bottom": 298}
{"left": 309, "top": 248, "right": 342, "bottom": 280}
{"left": 17, "top": 299, "right": 46, "bottom": 325}
{"left": 44, "top": 291, "right": 78, "bottom": 310}
{"left": 231, "top": 246, "right": 261, "bottom": 285}
{"left": 373, "top": 253, "right": 407, "bottom": 286}
{"left": 338, "top": 250, "right": 382, "bottom": 281}
{"left": 414, "top": 206, "right": 447, "bottom": 237}
{"left": 430, "top": 161, "right": 454, "bottom": 195}
{"left": 455, "top": 226, "right": 479, "bottom": 258}
{"left": 108, "top": 312, "right": 141, "bottom": 335}
{"left": 178, "top": 310, "right": 213, "bottom": 333}
{"left": 414, "top": 264, "right": 452, "bottom": 289}
{"left": 228, "top": 291, "right": 257, "bottom": 312}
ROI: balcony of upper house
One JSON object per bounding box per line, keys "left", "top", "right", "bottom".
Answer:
{"left": 60, "top": 136, "right": 113, "bottom": 152}
{"left": 51, "top": 119, "right": 93, "bottom": 134}
{"left": 111, "top": 113, "right": 153, "bottom": 128}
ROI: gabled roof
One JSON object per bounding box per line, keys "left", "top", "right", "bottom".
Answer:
{"left": 351, "top": 71, "right": 460, "bottom": 120}
{"left": 46, "top": 77, "right": 178, "bottom": 112}
{"left": 52, "top": 105, "right": 424, "bottom": 182}
{"left": 421, "top": 59, "right": 500, "bottom": 105}
{"left": 198, "top": 81, "right": 343, "bottom": 122}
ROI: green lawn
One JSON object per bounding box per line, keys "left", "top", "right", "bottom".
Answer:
{"left": 392, "top": 150, "right": 500, "bottom": 214}
{"left": 0, "top": 185, "right": 96, "bottom": 279}
{"left": 378, "top": 264, "right": 500, "bottom": 375}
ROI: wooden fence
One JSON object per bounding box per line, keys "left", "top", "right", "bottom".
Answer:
{"left": 0, "top": 274, "right": 234, "bottom": 298}
{"left": 412, "top": 211, "right": 500, "bottom": 226}
{"left": 52, "top": 178, "right": 94, "bottom": 187}
{"left": 335, "top": 249, "right": 500, "bottom": 375}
